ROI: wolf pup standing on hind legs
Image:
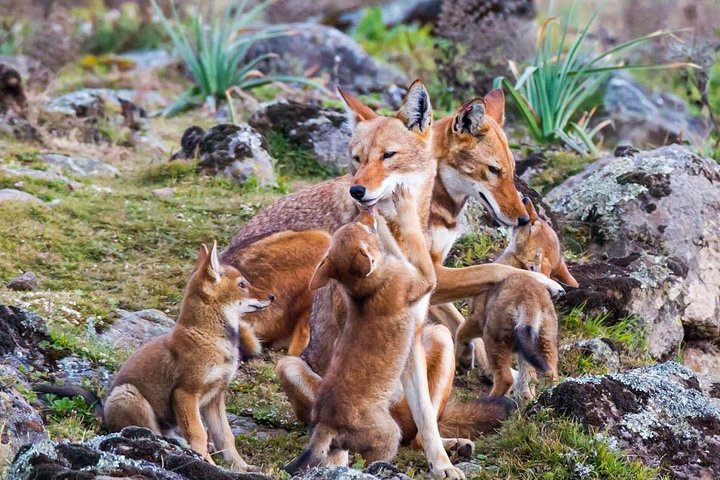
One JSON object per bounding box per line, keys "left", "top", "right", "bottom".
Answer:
{"left": 36, "top": 242, "right": 274, "bottom": 473}
{"left": 285, "top": 184, "right": 435, "bottom": 474}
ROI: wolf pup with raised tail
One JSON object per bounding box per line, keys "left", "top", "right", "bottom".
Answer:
{"left": 36, "top": 242, "right": 274, "bottom": 472}
{"left": 286, "top": 184, "right": 436, "bottom": 474}
{"left": 455, "top": 198, "right": 578, "bottom": 401}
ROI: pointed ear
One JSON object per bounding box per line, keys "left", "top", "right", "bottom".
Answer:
{"left": 554, "top": 259, "right": 579, "bottom": 288}
{"left": 309, "top": 257, "right": 336, "bottom": 290}
{"left": 208, "top": 240, "right": 221, "bottom": 282}
{"left": 397, "top": 80, "right": 432, "bottom": 132}
{"left": 338, "top": 87, "right": 377, "bottom": 129}
{"left": 484, "top": 88, "right": 505, "bottom": 126}
{"left": 195, "top": 243, "right": 210, "bottom": 271}
{"left": 523, "top": 197, "right": 539, "bottom": 223}
{"left": 356, "top": 241, "right": 377, "bottom": 277}
{"left": 453, "top": 98, "right": 488, "bottom": 136}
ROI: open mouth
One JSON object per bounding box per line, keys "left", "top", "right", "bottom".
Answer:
{"left": 356, "top": 197, "right": 379, "bottom": 207}
{"left": 249, "top": 302, "right": 270, "bottom": 311}
{"left": 477, "top": 192, "right": 515, "bottom": 227}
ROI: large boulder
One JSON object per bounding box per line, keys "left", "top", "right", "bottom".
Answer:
{"left": 40, "top": 153, "right": 120, "bottom": 177}
{"left": 0, "top": 382, "right": 47, "bottom": 467}
{"left": 0, "top": 305, "right": 50, "bottom": 369}
{"left": 548, "top": 145, "right": 720, "bottom": 359}
{"left": 0, "top": 189, "right": 44, "bottom": 206}
{"left": 249, "top": 100, "right": 352, "bottom": 173}
{"left": 99, "top": 308, "right": 175, "bottom": 350}
{"left": 246, "top": 23, "right": 407, "bottom": 94}
{"left": 536, "top": 362, "right": 720, "bottom": 479}
{"left": 8, "top": 426, "right": 270, "bottom": 480}
{"left": 602, "top": 74, "right": 709, "bottom": 149}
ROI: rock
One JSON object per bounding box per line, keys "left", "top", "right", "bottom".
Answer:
{"left": 8, "top": 426, "right": 271, "bottom": 480}
{"left": 0, "top": 384, "right": 48, "bottom": 467}
{"left": 548, "top": 145, "right": 720, "bottom": 359}
{"left": 246, "top": 23, "right": 407, "bottom": 93}
{"left": 265, "top": 0, "right": 370, "bottom": 24}
{"left": 684, "top": 341, "right": 720, "bottom": 406}
{"left": 0, "top": 305, "right": 50, "bottom": 375}
{"left": 177, "top": 124, "right": 276, "bottom": 187}
{"left": 118, "top": 49, "right": 175, "bottom": 72}
{"left": 226, "top": 414, "right": 286, "bottom": 441}
{"left": 292, "top": 462, "right": 411, "bottom": 480}
{"left": 0, "top": 63, "right": 27, "bottom": 114}
{"left": 40, "top": 153, "right": 119, "bottom": 177}
{"left": 602, "top": 73, "right": 709, "bottom": 149}
{"left": 0, "top": 189, "right": 43, "bottom": 205}
{"left": 454, "top": 462, "right": 482, "bottom": 475}
{"left": 99, "top": 309, "right": 175, "bottom": 350}
{"left": 55, "top": 355, "right": 111, "bottom": 387}
{"left": 0, "top": 54, "right": 51, "bottom": 90}
{"left": 152, "top": 187, "right": 176, "bottom": 198}
{"left": 6, "top": 272, "right": 39, "bottom": 292}
{"left": 0, "top": 112, "right": 41, "bottom": 142}
{"left": 249, "top": 100, "right": 352, "bottom": 173}
{"left": 536, "top": 362, "right": 720, "bottom": 479}
{"left": 560, "top": 338, "right": 621, "bottom": 373}
{"left": 338, "top": 1, "right": 442, "bottom": 29}
{"left": 0, "top": 165, "right": 73, "bottom": 184}
{"left": 40, "top": 88, "right": 157, "bottom": 143}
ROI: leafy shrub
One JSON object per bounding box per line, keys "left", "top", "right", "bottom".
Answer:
{"left": 494, "top": 4, "right": 689, "bottom": 154}
{"left": 84, "top": 2, "right": 165, "bottom": 55}
{"left": 152, "top": 0, "right": 322, "bottom": 116}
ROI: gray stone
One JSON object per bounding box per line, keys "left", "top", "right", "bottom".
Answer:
{"left": 250, "top": 100, "right": 352, "bottom": 173}
{"left": 56, "top": 355, "right": 111, "bottom": 387}
{"left": 292, "top": 462, "right": 411, "bottom": 480}
{"left": 683, "top": 341, "right": 720, "bottom": 407}
{"left": 195, "top": 123, "right": 276, "bottom": 187}
{"left": 227, "top": 413, "right": 286, "bottom": 440}
{"left": 549, "top": 145, "right": 720, "bottom": 359}
{"left": 99, "top": 309, "right": 175, "bottom": 350}
{"left": 119, "top": 49, "right": 174, "bottom": 72}
{"left": 0, "top": 384, "right": 48, "bottom": 467}
{"left": 0, "top": 165, "right": 72, "bottom": 184}
{"left": 246, "top": 23, "right": 407, "bottom": 93}
{"left": 561, "top": 338, "right": 621, "bottom": 373}
{"left": 8, "top": 426, "right": 271, "bottom": 480}
{"left": 602, "top": 73, "right": 709, "bottom": 149}
{"left": 0, "top": 189, "right": 43, "bottom": 205}
{"left": 151, "top": 187, "right": 176, "bottom": 198}
{"left": 536, "top": 362, "right": 720, "bottom": 479}
{"left": 6, "top": 272, "right": 39, "bottom": 292}
{"left": 40, "top": 153, "right": 119, "bottom": 177}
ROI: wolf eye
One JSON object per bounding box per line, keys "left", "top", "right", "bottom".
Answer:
{"left": 383, "top": 151, "right": 396, "bottom": 159}
{"left": 238, "top": 280, "right": 247, "bottom": 289}
{"left": 488, "top": 165, "right": 501, "bottom": 175}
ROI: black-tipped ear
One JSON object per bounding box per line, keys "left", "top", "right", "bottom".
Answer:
{"left": 453, "top": 98, "right": 487, "bottom": 136}
{"left": 397, "top": 80, "right": 432, "bottom": 132}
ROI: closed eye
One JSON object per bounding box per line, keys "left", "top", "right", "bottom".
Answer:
{"left": 383, "top": 151, "right": 396, "bottom": 159}
{"left": 488, "top": 165, "right": 501, "bottom": 175}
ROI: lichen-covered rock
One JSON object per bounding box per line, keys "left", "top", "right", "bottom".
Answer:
{"left": 560, "top": 338, "right": 621, "bottom": 373}
{"left": 246, "top": 23, "right": 407, "bottom": 93}
{"left": 249, "top": 100, "right": 351, "bottom": 173}
{"left": 0, "top": 383, "right": 47, "bottom": 467}
{"left": 602, "top": 74, "right": 708, "bottom": 149}
{"left": 8, "top": 426, "right": 270, "bottom": 480}
{"left": 683, "top": 341, "right": 720, "bottom": 407}
{"left": 548, "top": 145, "right": 720, "bottom": 359}
{"left": 292, "top": 462, "right": 412, "bottom": 480}
{"left": 536, "top": 362, "right": 720, "bottom": 479}
{"left": 99, "top": 308, "right": 175, "bottom": 350}
{"left": 175, "top": 123, "right": 276, "bottom": 187}
{"left": 40, "top": 153, "right": 120, "bottom": 177}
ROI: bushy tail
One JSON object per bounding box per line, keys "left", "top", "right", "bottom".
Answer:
{"left": 514, "top": 324, "right": 549, "bottom": 373}
{"left": 33, "top": 384, "right": 103, "bottom": 420}
{"left": 438, "top": 396, "right": 515, "bottom": 438}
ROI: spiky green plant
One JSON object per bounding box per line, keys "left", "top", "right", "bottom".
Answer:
{"left": 151, "top": 0, "right": 325, "bottom": 116}
{"left": 494, "top": 4, "right": 695, "bottom": 155}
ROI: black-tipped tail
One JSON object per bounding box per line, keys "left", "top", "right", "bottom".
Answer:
{"left": 514, "top": 325, "right": 549, "bottom": 373}
{"left": 284, "top": 447, "right": 319, "bottom": 475}
{"left": 33, "top": 384, "right": 103, "bottom": 420}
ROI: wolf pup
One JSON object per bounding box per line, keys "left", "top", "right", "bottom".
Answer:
{"left": 36, "top": 242, "right": 274, "bottom": 472}
{"left": 456, "top": 198, "right": 578, "bottom": 400}
{"left": 285, "top": 184, "right": 436, "bottom": 473}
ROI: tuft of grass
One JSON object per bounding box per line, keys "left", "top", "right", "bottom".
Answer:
{"left": 444, "top": 233, "right": 499, "bottom": 268}
{"left": 266, "top": 132, "right": 334, "bottom": 180}
{"left": 528, "top": 150, "right": 594, "bottom": 194}
{"left": 463, "top": 409, "right": 662, "bottom": 479}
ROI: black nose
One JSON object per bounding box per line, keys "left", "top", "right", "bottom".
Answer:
{"left": 349, "top": 185, "right": 366, "bottom": 200}
{"left": 268, "top": 294, "right": 275, "bottom": 302}
{"left": 517, "top": 215, "right": 530, "bottom": 226}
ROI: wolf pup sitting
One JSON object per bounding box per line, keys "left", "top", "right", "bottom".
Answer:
{"left": 36, "top": 242, "right": 274, "bottom": 472}
{"left": 456, "top": 198, "right": 579, "bottom": 401}
{"left": 286, "top": 184, "right": 436, "bottom": 474}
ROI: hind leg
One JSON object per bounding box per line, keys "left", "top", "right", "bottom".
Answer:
{"left": 103, "top": 384, "right": 161, "bottom": 434}
{"left": 428, "top": 303, "right": 465, "bottom": 336}
{"left": 486, "top": 337, "right": 514, "bottom": 398}
{"left": 276, "top": 356, "right": 322, "bottom": 424}
{"left": 512, "top": 357, "right": 535, "bottom": 402}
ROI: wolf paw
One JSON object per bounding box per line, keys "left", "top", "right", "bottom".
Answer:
{"left": 431, "top": 465, "right": 466, "bottom": 479}
{"left": 534, "top": 273, "right": 565, "bottom": 298}
{"left": 392, "top": 183, "right": 415, "bottom": 212}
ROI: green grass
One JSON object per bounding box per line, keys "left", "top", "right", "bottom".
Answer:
{"left": 528, "top": 150, "right": 594, "bottom": 195}
{"left": 444, "top": 233, "right": 499, "bottom": 268}
{"left": 265, "top": 132, "right": 335, "bottom": 180}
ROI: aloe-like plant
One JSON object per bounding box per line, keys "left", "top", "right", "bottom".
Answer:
{"left": 494, "top": 5, "right": 694, "bottom": 155}
{"left": 152, "top": 0, "right": 325, "bottom": 116}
